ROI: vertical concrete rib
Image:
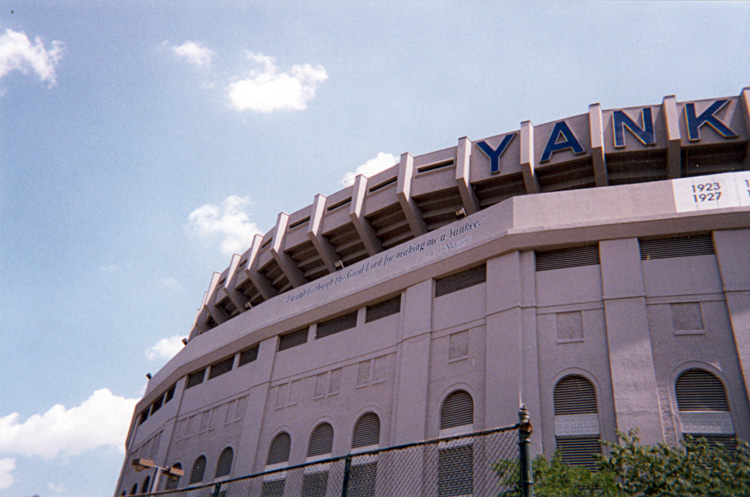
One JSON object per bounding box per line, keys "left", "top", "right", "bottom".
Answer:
{"left": 396, "top": 152, "right": 428, "bottom": 237}
{"left": 662, "top": 95, "right": 682, "bottom": 179}
{"left": 307, "top": 194, "right": 339, "bottom": 274}
{"left": 456, "top": 137, "right": 480, "bottom": 215}
{"left": 520, "top": 121, "right": 541, "bottom": 193}
{"left": 740, "top": 88, "right": 750, "bottom": 169}
{"left": 589, "top": 103, "right": 608, "bottom": 186}
{"left": 245, "top": 234, "right": 278, "bottom": 301}
{"left": 224, "top": 253, "right": 250, "bottom": 311}
{"left": 270, "top": 212, "right": 307, "bottom": 288}
{"left": 349, "top": 174, "right": 382, "bottom": 256}
{"left": 205, "top": 272, "right": 228, "bottom": 324}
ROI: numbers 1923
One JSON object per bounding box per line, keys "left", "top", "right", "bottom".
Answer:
{"left": 692, "top": 182, "right": 721, "bottom": 202}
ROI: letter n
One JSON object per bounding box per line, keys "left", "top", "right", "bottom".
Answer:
{"left": 613, "top": 108, "right": 656, "bottom": 148}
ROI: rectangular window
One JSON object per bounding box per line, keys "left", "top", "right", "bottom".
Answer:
{"left": 239, "top": 345, "right": 259, "bottom": 366}
{"left": 301, "top": 472, "right": 328, "bottom": 497}
{"left": 639, "top": 234, "right": 714, "bottom": 260}
{"left": 186, "top": 369, "right": 206, "bottom": 389}
{"left": 348, "top": 462, "right": 377, "bottom": 497}
{"left": 366, "top": 295, "right": 401, "bottom": 323}
{"left": 536, "top": 245, "right": 600, "bottom": 271}
{"left": 209, "top": 357, "right": 234, "bottom": 380}
{"left": 435, "top": 265, "right": 486, "bottom": 297}
{"left": 278, "top": 328, "right": 308, "bottom": 351}
{"left": 438, "top": 445, "right": 474, "bottom": 496}
{"left": 164, "top": 385, "right": 175, "bottom": 403}
{"left": 150, "top": 395, "right": 164, "bottom": 414}
{"left": 316, "top": 311, "right": 358, "bottom": 339}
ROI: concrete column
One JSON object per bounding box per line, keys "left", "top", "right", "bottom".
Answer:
{"left": 713, "top": 229, "right": 750, "bottom": 441}
{"left": 600, "top": 238, "right": 664, "bottom": 444}
{"left": 391, "top": 279, "right": 433, "bottom": 445}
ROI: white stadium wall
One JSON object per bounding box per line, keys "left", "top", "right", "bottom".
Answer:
{"left": 116, "top": 89, "right": 750, "bottom": 495}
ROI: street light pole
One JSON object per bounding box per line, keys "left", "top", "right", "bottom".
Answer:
{"left": 132, "top": 458, "right": 184, "bottom": 494}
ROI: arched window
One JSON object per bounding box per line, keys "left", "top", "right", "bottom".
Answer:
{"left": 307, "top": 422, "right": 334, "bottom": 458}
{"left": 142, "top": 476, "right": 150, "bottom": 494}
{"left": 440, "top": 390, "right": 474, "bottom": 432}
{"left": 215, "top": 447, "right": 234, "bottom": 478}
{"left": 350, "top": 413, "right": 380, "bottom": 496}
{"left": 352, "top": 412, "right": 380, "bottom": 449}
{"left": 129, "top": 483, "right": 138, "bottom": 495}
{"left": 438, "top": 390, "right": 474, "bottom": 497}
{"left": 164, "top": 463, "right": 182, "bottom": 490}
{"left": 676, "top": 368, "right": 735, "bottom": 447}
{"left": 189, "top": 455, "right": 207, "bottom": 485}
{"left": 267, "top": 432, "right": 291, "bottom": 466}
{"left": 553, "top": 375, "right": 601, "bottom": 469}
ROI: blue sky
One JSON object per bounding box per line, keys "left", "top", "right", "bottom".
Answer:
{"left": 0, "top": 2, "right": 747, "bottom": 496}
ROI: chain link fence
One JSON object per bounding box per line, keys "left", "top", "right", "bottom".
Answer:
{"left": 141, "top": 424, "right": 524, "bottom": 497}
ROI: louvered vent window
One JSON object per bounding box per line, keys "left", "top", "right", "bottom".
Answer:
{"left": 278, "top": 328, "right": 308, "bottom": 351}
{"left": 186, "top": 369, "right": 206, "bottom": 389}
{"left": 536, "top": 245, "right": 600, "bottom": 271}
{"left": 438, "top": 445, "right": 474, "bottom": 497}
{"left": 261, "top": 480, "right": 285, "bottom": 497}
{"left": 317, "top": 311, "right": 358, "bottom": 339}
{"left": 142, "top": 476, "right": 150, "bottom": 494}
{"left": 554, "top": 375, "right": 601, "bottom": 469}
{"left": 308, "top": 423, "right": 334, "bottom": 457}
{"left": 164, "top": 463, "right": 181, "bottom": 490}
{"left": 348, "top": 462, "right": 377, "bottom": 497}
{"left": 554, "top": 375, "right": 598, "bottom": 415}
{"left": 129, "top": 483, "right": 137, "bottom": 495}
{"left": 189, "top": 455, "right": 206, "bottom": 484}
{"left": 267, "top": 432, "right": 291, "bottom": 465}
{"left": 435, "top": 265, "right": 486, "bottom": 298}
{"left": 209, "top": 357, "right": 234, "bottom": 380}
{"left": 239, "top": 345, "right": 259, "bottom": 366}
{"left": 215, "top": 447, "right": 234, "bottom": 478}
{"left": 352, "top": 413, "right": 381, "bottom": 448}
{"left": 676, "top": 369, "right": 729, "bottom": 411}
{"left": 366, "top": 296, "right": 401, "bottom": 323}
{"left": 440, "top": 390, "right": 474, "bottom": 430}
{"left": 556, "top": 437, "right": 601, "bottom": 470}
{"left": 639, "top": 234, "right": 714, "bottom": 260}
{"left": 302, "top": 472, "right": 329, "bottom": 497}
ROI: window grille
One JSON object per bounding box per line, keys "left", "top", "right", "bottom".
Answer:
{"left": 302, "top": 472, "right": 329, "bottom": 497}
{"left": 186, "top": 369, "right": 205, "bottom": 389}
{"left": 215, "top": 447, "right": 234, "bottom": 478}
{"left": 365, "top": 295, "right": 401, "bottom": 323}
{"left": 435, "top": 265, "right": 486, "bottom": 298}
{"left": 239, "top": 345, "right": 259, "bottom": 366}
{"left": 267, "top": 433, "right": 291, "bottom": 465}
{"left": 209, "top": 357, "right": 234, "bottom": 380}
{"left": 676, "top": 369, "right": 729, "bottom": 411}
{"left": 536, "top": 245, "right": 600, "bottom": 271}
{"left": 438, "top": 444, "right": 474, "bottom": 496}
{"left": 278, "top": 328, "right": 308, "bottom": 351}
{"left": 639, "top": 234, "right": 714, "bottom": 260}
{"left": 261, "top": 480, "right": 285, "bottom": 497}
{"left": 348, "top": 462, "right": 377, "bottom": 497}
{"left": 352, "top": 413, "right": 380, "bottom": 448}
{"left": 308, "top": 423, "right": 334, "bottom": 457}
{"left": 189, "top": 455, "right": 206, "bottom": 484}
{"left": 164, "top": 463, "right": 181, "bottom": 490}
{"left": 554, "top": 375, "right": 597, "bottom": 415}
{"left": 556, "top": 436, "right": 600, "bottom": 470}
{"left": 317, "top": 311, "right": 358, "bottom": 339}
{"left": 440, "top": 390, "right": 474, "bottom": 430}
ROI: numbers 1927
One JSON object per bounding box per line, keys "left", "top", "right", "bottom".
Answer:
{"left": 692, "top": 182, "right": 721, "bottom": 203}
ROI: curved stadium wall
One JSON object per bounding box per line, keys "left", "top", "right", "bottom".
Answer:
{"left": 116, "top": 89, "right": 750, "bottom": 495}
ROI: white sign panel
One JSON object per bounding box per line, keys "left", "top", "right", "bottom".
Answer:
{"left": 673, "top": 171, "right": 750, "bottom": 212}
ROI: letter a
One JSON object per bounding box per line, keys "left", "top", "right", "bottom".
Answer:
{"left": 540, "top": 121, "right": 585, "bottom": 163}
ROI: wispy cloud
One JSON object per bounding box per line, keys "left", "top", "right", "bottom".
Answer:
{"left": 48, "top": 482, "right": 65, "bottom": 493}
{"left": 227, "top": 52, "right": 327, "bottom": 113}
{"left": 145, "top": 335, "right": 184, "bottom": 361}
{"left": 0, "top": 28, "right": 63, "bottom": 87}
{"left": 341, "top": 152, "right": 398, "bottom": 187}
{"left": 165, "top": 40, "right": 215, "bottom": 67}
{"left": 159, "top": 276, "right": 182, "bottom": 290}
{"left": 0, "top": 389, "right": 137, "bottom": 460}
{"left": 187, "top": 195, "right": 261, "bottom": 255}
{"left": 0, "top": 458, "right": 14, "bottom": 490}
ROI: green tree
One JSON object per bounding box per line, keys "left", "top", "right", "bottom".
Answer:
{"left": 496, "top": 430, "right": 750, "bottom": 497}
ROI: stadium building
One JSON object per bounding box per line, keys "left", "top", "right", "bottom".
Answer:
{"left": 116, "top": 89, "right": 750, "bottom": 495}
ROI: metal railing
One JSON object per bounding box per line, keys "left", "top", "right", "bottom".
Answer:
{"left": 135, "top": 407, "right": 533, "bottom": 497}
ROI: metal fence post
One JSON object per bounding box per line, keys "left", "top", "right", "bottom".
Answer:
{"left": 519, "top": 404, "right": 534, "bottom": 497}
{"left": 211, "top": 482, "right": 222, "bottom": 497}
{"left": 340, "top": 455, "right": 352, "bottom": 497}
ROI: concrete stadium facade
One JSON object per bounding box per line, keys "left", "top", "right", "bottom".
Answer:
{"left": 116, "top": 89, "right": 750, "bottom": 495}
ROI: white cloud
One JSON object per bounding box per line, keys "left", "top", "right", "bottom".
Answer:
{"left": 0, "top": 389, "right": 137, "bottom": 460}
{"left": 227, "top": 52, "right": 327, "bottom": 113}
{"left": 341, "top": 152, "right": 398, "bottom": 187}
{"left": 48, "top": 482, "right": 65, "bottom": 493}
{"left": 167, "top": 40, "right": 215, "bottom": 67}
{"left": 0, "top": 458, "right": 14, "bottom": 489}
{"left": 159, "top": 276, "right": 182, "bottom": 290}
{"left": 187, "top": 195, "right": 261, "bottom": 255}
{"left": 0, "top": 28, "right": 63, "bottom": 86}
{"left": 146, "top": 335, "right": 184, "bottom": 361}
